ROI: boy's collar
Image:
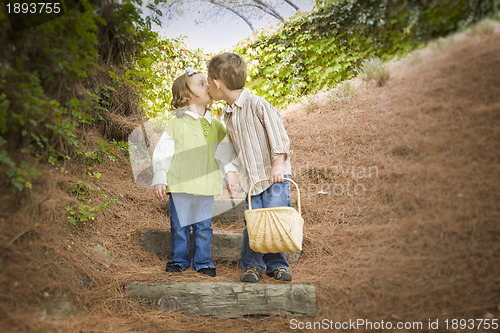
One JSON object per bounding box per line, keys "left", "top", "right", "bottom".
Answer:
{"left": 225, "top": 88, "right": 249, "bottom": 113}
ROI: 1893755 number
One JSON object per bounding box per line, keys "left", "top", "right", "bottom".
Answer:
{"left": 5, "top": 2, "right": 61, "bottom": 14}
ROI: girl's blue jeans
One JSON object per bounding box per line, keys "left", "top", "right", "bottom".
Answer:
{"left": 167, "top": 193, "right": 215, "bottom": 271}
{"left": 241, "top": 175, "right": 292, "bottom": 273}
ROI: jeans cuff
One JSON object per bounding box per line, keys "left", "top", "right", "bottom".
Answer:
{"left": 166, "top": 263, "right": 188, "bottom": 271}
{"left": 195, "top": 264, "right": 215, "bottom": 271}
{"left": 241, "top": 264, "right": 266, "bottom": 272}
{"left": 266, "top": 266, "right": 288, "bottom": 274}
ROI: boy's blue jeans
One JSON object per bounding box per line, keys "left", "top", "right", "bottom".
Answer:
{"left": 241, "top": 175, "right": 292, "bottom": 273}
{"left": 167, "top": 193, "right": 215, "bottom": 271}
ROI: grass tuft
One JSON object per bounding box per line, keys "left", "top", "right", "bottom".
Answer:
{"left": 466, "top": 18, "right": 497, "bottom": 37}
{"left": 358, "top": 57, "right": 390, "bottom": 87}
{"left": 329, "top": 81, "right": 358, "bottom": 110}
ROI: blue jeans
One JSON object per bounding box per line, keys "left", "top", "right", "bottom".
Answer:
{"left": 241, "top": 175, "right": 292, "bottom": 273}
{"left": 167, "top": 193, "right": 215, "bottom": 271}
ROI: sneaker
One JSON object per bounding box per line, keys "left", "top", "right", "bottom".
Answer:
{"left": 198, "top": 267, "right": 216, "bottom": 277}
{"left": 240, "top": 266, "right": 261, "bottom": 283}
{"left": 165, "top": 265, "right": 182, "bottom": 273}
{"left": 267, "top": 268, "right": 292, "bottom": 281}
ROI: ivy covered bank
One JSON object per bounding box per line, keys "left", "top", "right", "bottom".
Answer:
{"left": 236, "top": 0, "right": 499, "bottom": 105}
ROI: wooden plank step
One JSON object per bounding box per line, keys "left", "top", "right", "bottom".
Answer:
{"left": 212, "top": 198, "right": 246, "bottom": 222}
{"left": 140, "top": 230, "right": 301, "bottom": 262}
{"left": 123, "top": 281, "right": 316, "bottom": 318}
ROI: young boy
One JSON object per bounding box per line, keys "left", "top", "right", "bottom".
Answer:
{"left": 207, "top": 53, "right": 293, "bottom": 283}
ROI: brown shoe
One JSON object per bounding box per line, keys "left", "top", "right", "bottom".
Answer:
{"left": 240, "top": 266, "right": 261, "bottom": 283}
{"left": 267, "top": 268, "right": 292, "bottom": 281}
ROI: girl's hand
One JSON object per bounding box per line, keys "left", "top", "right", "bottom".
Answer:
{"left": 226, "top": 171, "right": 241, "bottom": 196}
{"left": 154, "top": 184, "right": 166, "bottom": 200}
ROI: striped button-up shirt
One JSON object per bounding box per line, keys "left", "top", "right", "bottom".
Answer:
{"left": 224, "top": 88, "right": 292, "bottom": 195}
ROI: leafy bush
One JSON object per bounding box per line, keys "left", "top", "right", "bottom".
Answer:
{"left": 127, "top": 35, "right": 213, "bottom": 120}
{"left": 234, "top": 0, "right": 499, "bottom": 107}
{"left": 0, "top": 0, "right": 101, "bottom": 191}
{"left": 0, "top": 0, "right": 207, "bottom": 192}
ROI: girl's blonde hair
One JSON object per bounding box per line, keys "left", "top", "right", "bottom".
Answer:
{"left": 170, "top": 71, "right": 210, "bottom": 117}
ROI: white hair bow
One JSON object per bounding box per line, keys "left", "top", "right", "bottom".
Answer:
{"left": 185, "top": 67, "right": 200, "bottom": 76}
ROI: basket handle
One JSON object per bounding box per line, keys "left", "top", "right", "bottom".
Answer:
{"left": 247, "top": 178, "right": 301, "bottom": 214}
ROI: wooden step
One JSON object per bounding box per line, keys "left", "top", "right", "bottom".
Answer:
{"left": 123, "top": 281, "right": 316, "bottom": 318}
{"left": 212, "top": 198, "right": 246, "bottom": 222}
{"left": 140, "top": 230, "right": 301, "bottom": 262}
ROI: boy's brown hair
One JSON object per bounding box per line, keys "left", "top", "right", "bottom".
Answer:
{"left": 207, "top": 53, "right": 247, "bottom": 90}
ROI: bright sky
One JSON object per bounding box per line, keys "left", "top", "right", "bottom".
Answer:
{"left": 145, "top": 1, "right": 315, "bottom": 53}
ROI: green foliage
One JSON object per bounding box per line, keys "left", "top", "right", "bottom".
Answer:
{"left": 78, "top": 138, "right": 124, "bottom": 166}
{"left": 126, "top": 34, "right": 213, "bottom": 119}
{"left": 6, "top": 160, "right": 43, "bottom": 192}
{"left": 0, "top": 0, "right": 152, "bottom": 191}
{"left": 87, "top": 166, "right": 102, "bottom": 179}
{"left": 235, "top": 0, "right": 499, "bottom": 106}
{"left": 64, "top": 181, "right": 120, "bottom": 227}
{"left": 0, "top": 0, "right": 102, "bottom": 191}
{"left": 34, "top": 324, "right": 45, "bottom": 333}
{"left": 0, "top": 137, "right": 14, "bottom": 169}
{"left": 0, "top": 69, "right": 79, "bottom": 159}
{"left": 111, "top": 140, "right": 130, "bottom": 157}
{"left": 0, "top": 0, "right": 215, "bottom": 193}
{"left": 0, "top": 136, "right": 42, "bottom": 191}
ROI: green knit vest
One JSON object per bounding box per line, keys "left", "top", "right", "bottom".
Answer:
{"left": 165, "top": 116, "right": 226, "bottom": 196}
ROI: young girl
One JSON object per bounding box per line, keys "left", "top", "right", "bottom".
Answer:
{"left": 151, "top": 68, "right": 236, "bottom": 277}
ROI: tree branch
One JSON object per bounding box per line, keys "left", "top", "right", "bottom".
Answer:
{"left": 207, "top": 0, "right": 255, "bottom": 31}
{"left": 252, "top": 0, "right": 284, "bottom": 21}
{"left": 284, "top": 0, "right": 300, "bottom": 11}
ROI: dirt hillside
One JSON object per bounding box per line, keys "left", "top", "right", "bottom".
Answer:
{"left": 1, "top": 21, "right": 499, "bottom": 332}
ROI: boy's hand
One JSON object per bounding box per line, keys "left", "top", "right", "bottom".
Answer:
{"left": 154, "top": 184, "right": 166, "bottom": 200}
{"left": 270, "top": 154, "right": 286, "bottom": 183}
{"left": 270, "top": 164, "right": 284, "bottom": 183}
{"left": 226, "top": 171, "right": 241, "bottom": 196}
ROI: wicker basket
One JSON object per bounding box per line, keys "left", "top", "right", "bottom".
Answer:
{"left": 244, "top": 178, "right": 304, "bottom": 253}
